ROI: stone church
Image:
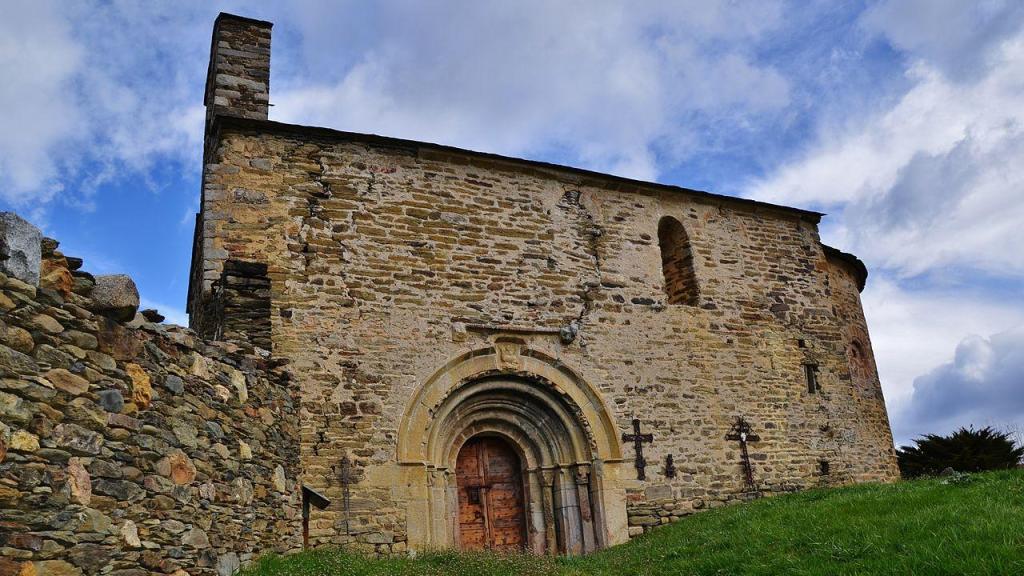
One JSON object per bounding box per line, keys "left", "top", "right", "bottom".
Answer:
{"left": 188, "top": 13, "right": 898, "bottom": 555}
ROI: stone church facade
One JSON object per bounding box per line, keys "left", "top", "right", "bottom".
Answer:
{"left": 188, "top": 13, "right": 898, "bottom": 554}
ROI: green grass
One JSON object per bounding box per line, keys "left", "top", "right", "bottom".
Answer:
{"left": 243, "top": 470, "right": 1024, "bottom": 576}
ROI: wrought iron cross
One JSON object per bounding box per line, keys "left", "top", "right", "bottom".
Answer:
{"left": 338, "top": 454, "right": 353, "bottom": 535}
{"left": 623, "top": 418, "right": 654, "bottom": 480}
{"left": 725, "top": 416, "right": 761, "bottom": 492}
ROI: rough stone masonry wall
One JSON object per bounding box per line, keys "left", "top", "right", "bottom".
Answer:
{"left": 193, "top": 121, "right": 899, "bottom": 550}
{"left": 0, "top": 231, "right": 301, "bottom": 575}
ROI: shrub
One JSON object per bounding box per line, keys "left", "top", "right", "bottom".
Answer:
{"left": 897, "top": 426, "right": 1024, "bottom": 478}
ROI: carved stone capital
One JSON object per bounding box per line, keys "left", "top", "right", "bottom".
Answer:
{"left": 427, "top": 467, "right": 449, "bottom": 487}
{"left": 574, "top": 464, "right": 591, "bottom": 485}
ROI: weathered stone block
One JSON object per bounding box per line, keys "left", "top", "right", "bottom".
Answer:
{"left": 216, "top": 552, "right": 240, "bottom": 576}
{"left": 120, "top": 520, "right": 141, "bottom": 548}
{"left": 67, "top": 457, "right": 92, "bottom": 505}
{"left": 162, "top": 374, "right": 184, "bottom": 395}
{"left": 0, "top": 323, "right": 33, "bottom": 354}
{"left": 0, "top": 212, "right": 41, "bottom": 286}
{"left": 51, "top": 423, "right": 103, "bottom": 455}
{"left": 45, "top": 369, "right": 89, "bottom": 396}
{"left": 30, "top": 559, "right": 83, "bottom": 576}
{"left": 157, "top": 450, "right": 197, "bottom": 485}
{"left": 90, "top": 275, "right": 139, "bottom": 322}
{"left": 0, "top": 391, "right": 31, "bottom": 425}
{"left": 124, "top": 363, "right": 151, "bottom": 408}
{"left": 182, "top": 527, "right": 210, "bottom": 549}
{"left": 97, "top": 389, "right": 124, "bottom": 413}
{"left": 0, "top": 344, "right": 38, "bottom": 377}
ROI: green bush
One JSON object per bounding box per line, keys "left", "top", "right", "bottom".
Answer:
{"left": 896, "top": 426, "right": 1024, "bottom": 478}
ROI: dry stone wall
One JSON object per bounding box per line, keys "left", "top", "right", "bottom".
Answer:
{"left": 0, "top": 229, "right": 301, "bottom": 575}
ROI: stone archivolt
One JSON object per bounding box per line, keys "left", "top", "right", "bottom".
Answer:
{"left": 397, "top": 344, "right": 625, "bottom": 554}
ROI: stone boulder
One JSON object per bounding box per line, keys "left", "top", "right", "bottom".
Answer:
{"left": 0, "top": 212, "right": 41, "bottom": 285}
{"left": 90, "top": 274, "right": 140, "bottom": 322}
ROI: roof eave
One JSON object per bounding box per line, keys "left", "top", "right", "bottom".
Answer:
{"left": 822, "top": 244, "right": 869, "bottom": 292}
{"left": 210, "top": 115, "right": 826, "bottom": 223}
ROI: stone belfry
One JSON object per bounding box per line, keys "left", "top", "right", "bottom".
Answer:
{"left": 188, "top": 13, "right": 275, "bottom": 349}
{"left": 204, "top": 13, "right": 272, "bottom": 124}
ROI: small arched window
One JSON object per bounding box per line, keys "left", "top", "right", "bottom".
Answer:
{"left": 658, "top": 216, "right": 699, "bottom": 306}
{"left": 848, "top": 339, "right": 874, "bottom": 384}
{"left": 849, "top": 340, "right": 865, "bottom": 362}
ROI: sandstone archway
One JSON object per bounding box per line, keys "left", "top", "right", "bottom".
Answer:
{"left": 397, "top": 344, "right": 628, "bottom": 554}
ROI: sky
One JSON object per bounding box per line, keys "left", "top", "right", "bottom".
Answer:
{"left": 0, "top": 0, "right": 1021, "bottom": 447}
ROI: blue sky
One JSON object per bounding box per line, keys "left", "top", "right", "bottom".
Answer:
{"left": 1, "top": 0, "right": 1022, "bottom": 446}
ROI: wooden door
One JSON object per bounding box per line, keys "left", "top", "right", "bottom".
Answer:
{"left": 456, "top": 436, "right": 526, "bottom": 551}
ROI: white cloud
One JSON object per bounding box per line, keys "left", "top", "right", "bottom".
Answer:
{"left": 0, "top": 0, "right": 208, "bottom": 209}
{"left": 747, "top": 4, "right": 1024, "bottom": 278}
{"left": 0, "top": 1, "right": 84, "bottom": 205}
{"left": 274, "top": 0, "right": 791, "bottom": 181}
{"left": 0, "top": 1, "right": 792, "bottom": 206}
{"left": 745, "top": 0, "right": 1024, "bottom": 444}
{"left": 863, "top": 276, "right": 1024, "bottom": 417}
{"left": 894, "top": 327, "right": 1024, "bottom": 445}
{"left": 860, "top": 0, "right": 1024, "bottom": 81}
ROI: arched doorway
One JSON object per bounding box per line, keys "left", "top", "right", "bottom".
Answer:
{"left": 455, "top": 436, "right": 527, "bottom": 551}
{"left": 397, "top": 344, "right": 629, "bottom": 554}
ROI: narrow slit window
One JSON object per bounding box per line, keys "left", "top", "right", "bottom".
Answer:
{"left": 819, "top": 460, "right": 830, "bottom": 475}
{"left": 658, "top": 216, "right": 699, "bottom": 306}
{"left": 804, "top": 363, "right": 819, "bottom": 394}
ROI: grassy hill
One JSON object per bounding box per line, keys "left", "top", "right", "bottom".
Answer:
{"left": 243, "top": 470, "right": 1024, "bottom": 576}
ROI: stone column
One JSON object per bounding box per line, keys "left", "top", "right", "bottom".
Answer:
{"left": 596, "top": 460, "right": 630, "bottom": 546}
{"left": 539, "top": 469, "right": 558, "bottom": 554}
{"left": 553, "top": 467, "right": 584, "bottom": 555}
{"left": 426, "top": 467, "right": 452, "bottom": 548}
{"left": 405, "top": 465, "right": 431, "bottom": 551}
{"left": 525, "top": 469, "right": 547, "bottom": 554}
{"left": 588, "top": 459, "right": 609, "bottom": 549}
{"left": 574, "top": 464, "right": 598, "bottom": 553}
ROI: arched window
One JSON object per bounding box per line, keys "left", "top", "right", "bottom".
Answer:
{"left": 848, "top": 339, "right": 870, "bottom": 380}
{"left": 658, "top": 216, "right": 699, "bottom": 306}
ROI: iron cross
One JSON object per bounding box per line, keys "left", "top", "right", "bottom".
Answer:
{"left": 338, "top": 455, "right": 353, "bottom": 535}
{"left": 623, "top": 418, "right": 654, "bottom": 480}
{"left": 725, "top": 416, "right": 761, "bottom": 493}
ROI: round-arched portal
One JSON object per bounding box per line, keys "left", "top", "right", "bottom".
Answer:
{"left": 397, "top": 345, "right": 629, "bottom": 555}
